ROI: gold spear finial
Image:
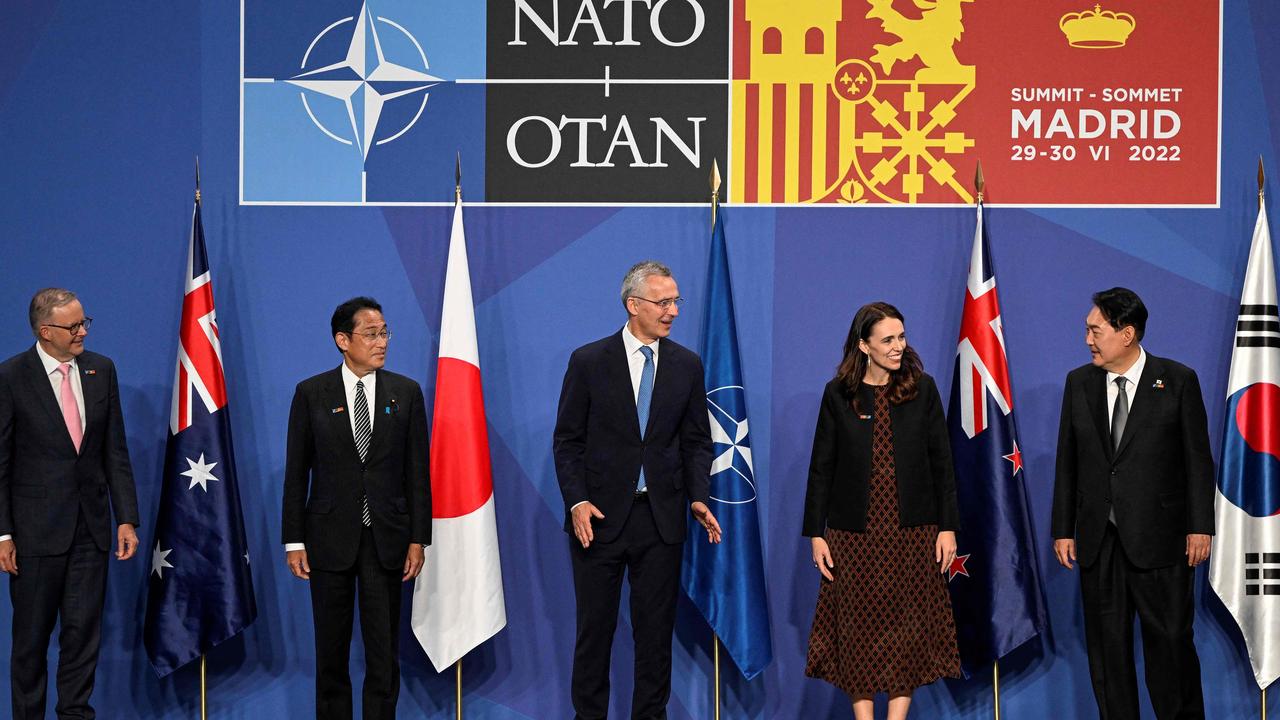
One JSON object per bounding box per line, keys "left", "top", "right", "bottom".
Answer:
{"left": 974, "top": 159, "right": 985, "bottom": 204}
{"left": 710, "top": 159, "right": 722, "bottom": 200}
{"left": 194, "top": 156, "right": 202, "bottom": 205}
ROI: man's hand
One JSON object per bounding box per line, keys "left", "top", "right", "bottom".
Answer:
{"left": 1186, "top": 534, "right": 1211, "bottom": 567}
{"left": 403, "top": 544, "right": 425, "bottom": 581}
{"left": 811, "top": 536, "right": 834, "bottom": 582}
{"left": 572, "top": 502, "right": 605, "bottom": 549}
{"left": 935, "top": 530, "right": 957, "bottom": 575}
{"left": 691, "top": 502, "right": 722, "bottom": 544}
{"left": 1054, "top": 538, "right": 1077, "bottom": 570}
{"left": 0, "top": 539, "right": 16, "bottom": 575}
{"left": 286, "top": 549, "right": 311, "bottom": 580}
{"left": 115, "top": 524, "right": 138, "bottom": 560}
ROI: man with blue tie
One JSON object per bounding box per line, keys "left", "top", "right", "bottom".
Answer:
{"left": 554, "top": 261, "right": 722, "bottom": 720}
{"left": 0, "top": 287, "right": 140, "bottom": 720}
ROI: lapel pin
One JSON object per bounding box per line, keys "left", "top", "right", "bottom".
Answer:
{"left": 858, "top": 414, "right": 872, "bottom": 421}
{"left": 332, "top": 406, "right": 345, "bottom": 414}
{"left": 1152, "top": 379, "right": 1165, "bottom": 389}
{"left": 83, "top": 369, "right": 97, "bottom": 376}
{"left": 389, "top": 398, "right": 398, "bottom": 414}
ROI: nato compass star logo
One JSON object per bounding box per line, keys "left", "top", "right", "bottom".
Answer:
{"left": 287, "top": 1, "right": 439, "bottom": 162}
{"left": 706, "top": 385, "right": 757, "bottom": 504}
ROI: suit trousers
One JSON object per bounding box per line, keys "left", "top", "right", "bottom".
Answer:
{"left": 9, "top": 510, "right": 107, "bottom": 720}
{"left": 1080, "top": 524, "right": 1205, "bottom": 720}
{"left": 309, "top": 527, "right": 403, "bottom": 720}
{"left": 570, "top": 496, "right": 683, "bottom": 720}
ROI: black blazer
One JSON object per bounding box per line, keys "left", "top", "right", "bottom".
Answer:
{"left": 281, "top": 366, "right": 431, "bottom": 571}
{"left": 553, "top": 331, "right": 713, "bottom": 545}
{"left": 0, "top": 347, "right": 139, "bottom": 556}
{"left": 1051, "top": 353, "right": 1215, "bottom": 569}
{"left": 802, "top": 373, "right": 959, "bottom": 536}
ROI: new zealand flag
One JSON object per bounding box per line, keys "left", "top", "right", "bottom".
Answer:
{"left": 143, "top": 193, "right": 256, "bottom": 677}
{"left": 945, "top": 203, "right": 1047, "bottom": 675}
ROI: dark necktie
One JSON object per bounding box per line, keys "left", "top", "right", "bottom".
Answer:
{"left": 1108, "top": 376, "right": 1128, "bottom": 525}
{"left": 354, "top": 379, "right": 372, "bottom": 527}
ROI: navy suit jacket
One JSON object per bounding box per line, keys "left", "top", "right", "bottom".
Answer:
{"left": 1051, "top": 353, "right": 1215, "bottom": 569}
{"left": 281, "top": 366, "right": 431, "bottom": 571}
{"left": 0, "top": 347, "right": 139, "bottom": 556}
{"left": 553, "top": 331, "right": 713, "bottom": 545}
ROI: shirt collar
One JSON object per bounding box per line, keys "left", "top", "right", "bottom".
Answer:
{"left": 621, "top": 323, "right": 659, "bottom": 360}
{"left": 34, "top": 342, "right": 77, "bottom": 376}
{"left": 340, "top": 361, "right": 376, "bottom": 394}
{"left": 1106, "top": 346, "right": 1146, "bottom": 388}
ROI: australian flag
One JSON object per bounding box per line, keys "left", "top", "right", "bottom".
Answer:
{"left": 144, "top": 192, "right": 256, "bottom": 677}
{"left": 681, "top": 209, "right": 773, "bottom": 679}
{"left": 945, "top": 203, "right": 1047, "bottom": 675}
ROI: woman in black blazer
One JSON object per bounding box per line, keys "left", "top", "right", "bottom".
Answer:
{"left": 802, "top": 302, "right": 961, "bottom": 720}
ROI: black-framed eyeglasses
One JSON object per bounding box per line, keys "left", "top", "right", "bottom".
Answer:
{"left": 348, "top": 328, "right": 392, "bottom": 342}
{"left": 629, "top": 296, "right": 684, "bottom": 310}
{"left": 43, "top": 318, "right": 92, "bottom": 334}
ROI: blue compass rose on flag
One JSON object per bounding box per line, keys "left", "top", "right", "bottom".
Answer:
{"left": 706, "top": 385, "right": 757, "bottom": 504}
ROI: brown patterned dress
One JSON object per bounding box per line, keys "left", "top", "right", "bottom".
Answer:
{"left": 805, "top": 385, "right": 961, "bottom": 697}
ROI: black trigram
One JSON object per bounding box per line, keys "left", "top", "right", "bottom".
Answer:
{"left": 1236, "top": 304, "right": 1280, "bottom": 348}
{"left": 1245, "top": 552, "right": 1280, "bottom": 595}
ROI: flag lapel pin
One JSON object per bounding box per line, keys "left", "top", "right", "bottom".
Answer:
{"left": 83, "top": 369, "right": 97, "bottom": 376}
{"left": 1152, "top": 379, "right": 1165, "bottom": 390}
{"left": 332, "top": 406, "right": 345, "bottom": 414}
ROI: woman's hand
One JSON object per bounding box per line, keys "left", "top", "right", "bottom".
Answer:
{"left": 935, "top": 530, "right": 957, "bottom": 575}
{"left": 811, "top": 536, "right": 834, "bottom": 581}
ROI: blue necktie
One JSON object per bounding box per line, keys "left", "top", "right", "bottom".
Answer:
{"left": 636, "top": 345, "right": 655, "bottom": 492}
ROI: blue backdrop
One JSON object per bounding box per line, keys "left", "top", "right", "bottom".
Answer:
{"left": 1, "top": 2, "right": 1278, "bottom": 718}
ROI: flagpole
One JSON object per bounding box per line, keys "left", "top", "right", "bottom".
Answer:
{"left": 971, "top": 160, "right": 1003, "bottom": 720}
{"left": 194, "top": 157, "right": 208, "bottom": 720}
{"left": 707, "top": 159, "right": 723, "bottom": 720}
{"left": 453, "top": 151, "right": 466, "bottom": 720}
{"left": 1259, "top": 156, "right": 1268, "bottom": 720}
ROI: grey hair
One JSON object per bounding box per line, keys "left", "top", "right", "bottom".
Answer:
{"left": 620, "top": 261, "right": 673, "bottom": 309}
{"left": 29, "top": 288, "right": 78, "bottom": 337}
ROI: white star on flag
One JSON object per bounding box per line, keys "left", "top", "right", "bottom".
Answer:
{"left": 152, "top": 543, "right": 174, "bottom": 579}
{"left": 708, "top": 411, "right": 753, "bottom": 476}
{"left": 181, "top": 453, "right": 220, "bottom": 491}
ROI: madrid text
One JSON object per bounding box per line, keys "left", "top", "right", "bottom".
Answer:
{"left": 1007, "top": 86, "right": 1184, "bottom": 163}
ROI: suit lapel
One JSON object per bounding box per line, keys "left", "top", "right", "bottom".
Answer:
{"left": 21, "top": 348, "right": 76, "bottom": 453}
{"left": 1114, "top": 354, "right": 1160, "bottom": 459}
{"left": 78, "top": 354, "right": 106, "bottom": 444}
{"left": 367, "top": 370, "right": 392, "bottom": 459}
{"left": 1083, "top": 366, "right": 1112, "bottom": 461}
{"left": 606, "top": 333, "right": 642, "bottom": 439}
{"left": 645, "top": 339, "right": 678, "bottom": 439}
{"left": 324, "top": 367, "right": 362, "bottom": 465}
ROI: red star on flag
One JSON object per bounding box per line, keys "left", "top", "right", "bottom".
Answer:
{"left": 947, "top": 553, "right": 971, "bottom": 581}
{"left": 1003, "top": 441, "right": 1024, "bottom": 476}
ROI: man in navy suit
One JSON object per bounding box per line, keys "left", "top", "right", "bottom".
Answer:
{"left": 282, "top": 297, "right": 430, "bottom": 720}
{"left": 0, "top": 287, "right": 140, "bottom": 720}
{"left": 554, "top": 261, "right": 722, "bottom": 720}
{"left": 1052, "top": 287, "right": 1213, "bottom": 719}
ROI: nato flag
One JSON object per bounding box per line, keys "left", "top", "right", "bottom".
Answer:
{"left": 144, "top": 199, "right": 256, "bottom": 677}
{"left": 681, "top": 209, "right": 773, "bottom": 679}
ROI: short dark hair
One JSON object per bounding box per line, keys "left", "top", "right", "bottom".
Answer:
{"left": 1092, "top": 287, "right": 1147, "bottom": 341}
{"left": 28, "top": 288, "right": 78, "bottom": 337}
{"left": 331, "top": 297, "right": 383, "bottom": 338}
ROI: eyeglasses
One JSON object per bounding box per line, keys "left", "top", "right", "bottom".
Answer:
{"left": 349, "top": 328, "right": 392, "bottom": 342}
{"left": 629, "top": 296, "right": 685, "bottom": 310}
{"left": 43, "top": 318, "right": 93, "bottom": 335}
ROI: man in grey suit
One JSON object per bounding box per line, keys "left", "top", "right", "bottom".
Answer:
{"left": 0, "top": 287, "right": 140, "bottom": 720}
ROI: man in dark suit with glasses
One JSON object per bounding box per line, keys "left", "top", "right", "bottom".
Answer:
{"left": 282, "top": 296, "right": 431, "bottom": 720}
{"left": 554, "top": 261, "right": 722, "bottom": 720}
{"left": 0, "top": 287, "right": 140, "bottom": 720}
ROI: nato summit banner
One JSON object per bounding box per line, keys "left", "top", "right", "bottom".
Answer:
{"left": 241, "top": 0, "right": 1219, "bottom": 206}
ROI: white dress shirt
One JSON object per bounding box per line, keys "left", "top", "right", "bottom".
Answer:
{"left": 2, "top": 345, "right": 89, "bottom": 544}
{"left": 1105, "top": 346, "right": 1146, "bottom": 425}
{"left": 284, "top": 363, "right": 378, "bottom": 553}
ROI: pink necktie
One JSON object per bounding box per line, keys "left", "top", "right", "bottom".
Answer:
{"left": 58, "top": 363, "right": 83, "bottom": 453}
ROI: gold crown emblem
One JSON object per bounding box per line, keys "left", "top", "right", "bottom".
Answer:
{"left": 1059, "top": 4, "right": 1136, "bottom": 48}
